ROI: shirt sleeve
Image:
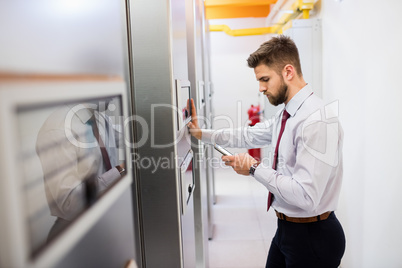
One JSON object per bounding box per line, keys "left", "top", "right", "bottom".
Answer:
{"left": 200, "top": 119, "right": 274, "bottom": 149}
{"left": 253, "top": 118, "right": 342, "bottom": 213}
{"left": 98, "top": 168, "right": 121, "bottom": 190}
{"left": 36, "top": 129, "right": 85, "bottom": 220}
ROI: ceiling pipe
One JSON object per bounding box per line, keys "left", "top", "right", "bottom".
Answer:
{"left": 209, "top": 0, "right": 317, "bottom": 36}
{"left": 266, "top": 0, "right": 289, "bottom": 26}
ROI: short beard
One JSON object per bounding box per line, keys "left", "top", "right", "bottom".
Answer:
{"left": 269, "top": 79, "right": 288, "bottom": 106}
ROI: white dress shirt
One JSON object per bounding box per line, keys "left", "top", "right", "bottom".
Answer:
{"left": 201, "top": 84, "right": 343, "bottom": 217}
{"left": 36, "top": 104, "right": 123, "bottom": 221}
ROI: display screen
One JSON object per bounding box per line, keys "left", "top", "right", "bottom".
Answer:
{"left": 16, "top": 96, "right": 126, "bottom": 257}
{"left": 177, "top": 84, "right": 191, "bottom": 130}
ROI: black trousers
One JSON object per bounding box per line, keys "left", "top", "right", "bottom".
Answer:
{"left": 266, "top": 212, "right": 345, "bottom": 268}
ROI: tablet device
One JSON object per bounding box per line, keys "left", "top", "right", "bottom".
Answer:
{"left": 214, "top": 143, "right": 233, "bottom": 156}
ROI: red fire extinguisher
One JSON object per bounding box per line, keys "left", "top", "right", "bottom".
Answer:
{"left": 247, "top": 104, "right": 261, "bottom": 161}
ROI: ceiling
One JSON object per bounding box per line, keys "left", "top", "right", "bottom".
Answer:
{"left": 204, "top": 0, "right": 318, "bottom": 36}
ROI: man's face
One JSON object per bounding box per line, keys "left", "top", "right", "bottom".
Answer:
{"left": 254, "top": 64, "right": 288, "bottom": 106}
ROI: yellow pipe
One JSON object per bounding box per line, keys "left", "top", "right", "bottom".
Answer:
{"left": 209, "top": 0, "right": 316, "bottom": 36}
{"left": 296, "top": 0, "right": 314, "bottom": 19}
{"left": 302, "top": 9, "right": 310, "bottom": 19}
{"left": 270, "top": 0, "right": 314, "bottom": 33}
{"left": 280, "top": 20, "right": 293, "bottom": 34}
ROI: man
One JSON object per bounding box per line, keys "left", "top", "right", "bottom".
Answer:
{"left": 36, "top": 100, "right": 126, "bottom": 240}
{"left": 187, "top": 35, "right": 345, "bottom": 267}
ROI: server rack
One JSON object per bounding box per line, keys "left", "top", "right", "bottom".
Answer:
{"left": 186, "top": 0, "right": 213, "bottom": 266}
{"left": 128, "top": 0, "right": 197, "bottom": 266}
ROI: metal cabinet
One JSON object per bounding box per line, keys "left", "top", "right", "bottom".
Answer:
{"left": 186, "top": 0, "right": 213, "bottom": 267}
{"left": 0, "top": 1, "right": 137, "bottom": 267}
{"left": 128, "top": 0, "right": 197, "bottom": 266}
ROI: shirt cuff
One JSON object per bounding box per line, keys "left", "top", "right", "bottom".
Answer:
{"left": 252, "top": 164, "right": 276, "bottom": 190}
{"left": 99, "top": 168, "right": 121, "bottom": 190}
{"left": 200, "top": 129, "right": 214, "bottom": 144}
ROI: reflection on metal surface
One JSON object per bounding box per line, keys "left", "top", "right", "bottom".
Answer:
{"left": 17, "top": 96, "right": 126, "bottom": 257}
{"left": 175, "top": 79, "right": 192, "bottom": 131}
{"left": 179, "top": 150, "right": 194, "bottom": 215}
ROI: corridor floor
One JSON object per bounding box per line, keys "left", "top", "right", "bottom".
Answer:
{"left": 208, "top": 167, "right": 277, "bottom": 268}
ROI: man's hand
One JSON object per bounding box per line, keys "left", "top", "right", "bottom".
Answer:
{"left": 222, "top": 153, "right": 258, "bottom": 176}
{"left": 187, "top": 98, "right": 202, "bottom": 140}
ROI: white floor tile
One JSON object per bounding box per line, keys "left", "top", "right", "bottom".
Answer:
{"left": 257, "top": 211, "right": 277, "bottom": 241}
{"left": 208, "top": 240, "right": 267, "bottom": 268}
{"left": 213, "top": 205, "right": 259, "bottom": 223}
{"left": 214, "top": 195, "right": 256, "bottom": 209}
{"left": 212, "top": 221, "right": 263, "bottom": 241}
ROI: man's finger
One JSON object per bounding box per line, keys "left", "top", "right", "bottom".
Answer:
{"left": 222, "top": 155, "right": 234, "bottom": 162}
{"left": 190, "top": 98, "right": 197, "bottom": 117}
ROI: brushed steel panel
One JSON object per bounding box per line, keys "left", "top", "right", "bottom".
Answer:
{"left": 129, "top": 0, "right": 196, "bottom": 267}
{"left": 0, "top": 0, "right": 125, "bottom": 76}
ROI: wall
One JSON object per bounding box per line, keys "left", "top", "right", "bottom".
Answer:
{"left": 209, "top": 18, "right": 268, "bottom": 154}
{"left": 314, "top": 0, "right": 402, "bottom": 267}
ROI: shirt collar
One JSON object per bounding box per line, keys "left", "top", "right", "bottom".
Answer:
{"left": 284, "top": 84, "right": 313, "bottom": 117}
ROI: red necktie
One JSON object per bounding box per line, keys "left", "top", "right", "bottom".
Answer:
{"left": 90, "top": 116, "right": 112, "bottom": 171}
{"left": 267, "top": 109, "right": 290, "bottom": 211}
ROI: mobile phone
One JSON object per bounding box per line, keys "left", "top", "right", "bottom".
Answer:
{"left": 214, "top": 143, "right": 233, "bottom": 156}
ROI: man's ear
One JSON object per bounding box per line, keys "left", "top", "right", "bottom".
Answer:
{"left": 282, "top": 64, "right": 295, "bottom": 81}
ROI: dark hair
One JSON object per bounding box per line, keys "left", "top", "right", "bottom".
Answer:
{"left": 247, "top": 35, "right": 303, "bottom": 76}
